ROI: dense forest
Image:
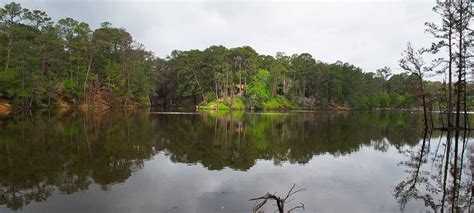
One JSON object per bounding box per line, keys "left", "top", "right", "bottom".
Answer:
{"left": 0, "top": 2, "right": 471, "bottom": 111}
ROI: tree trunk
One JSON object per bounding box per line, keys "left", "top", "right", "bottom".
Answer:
{"left": 191, "top": 69, "right": 205, "bottom": 101}
{"left": 420, "top": 77, "right": 428, "bottom": 130}
{"left": 125, "top": 71, "right": 130, "bottom": 107}
{"left": 429, "top": 103, "right": 434, "bottom": 129}
{"left": 41, "top": 47, "right": 51, "bottom": 106}
{"left": 239, "top": 72, "right": 242, "bottom": 96}
{"left": 69, "top": 50, "right": 73, "bottom": 79}
{"left": 93, "top": 81, "right": 96, "bottom": 108}
{"left": 4, "top": 33, "right": 12, "bottom": 71}
{"left": 214, "top": 78, "right": 218, "bottom": 100}
{"left": 463, "top": 75, "right": 468, "bottom": 129}
{"left": 225, "top": 72, "right": 228, "bottom": 97}
{"left": 83, "top": 54, "right": 93, "bottom": 104}
{"left": 244, "top": 77, "right": 247, "bottom": 96}
{"left": 272, "top": 83, "right": 276, "bottom": 97}
{"left": 302, "top": 79, "right": 306, "bottom": 97}
{"left": 455, "top": 1, "right": 463, "bottom": 129}
{"left": 161, "top": 84, "right": 166, "bottom": 107}
{"left": 448, "top": 23, "right": 453, "bottom": 128}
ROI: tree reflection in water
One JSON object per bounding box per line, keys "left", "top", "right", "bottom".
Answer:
{"left": 0, "top": 110, "right": 465, "bottom": 211}
{"left": 0, "top": 110, "right": 158, "bottom": 210}
{"left": 154, "top": 111, "right": 424, "bottom": 170}
{"left": 394, "top": 129, "right": 473, "bottom": 212}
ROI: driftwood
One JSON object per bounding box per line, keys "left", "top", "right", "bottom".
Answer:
{"left": 249, "top": 184, "right": 306, "bottom": 213}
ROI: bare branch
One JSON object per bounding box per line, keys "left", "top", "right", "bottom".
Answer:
{"left": 286, "top": 189, "right": 307, "bottom": 201}
{"left": 249, "top": 184, "right": 306, "bottom": 213}
{"left": 287, "top": 203, "right": 305, "bottom": 213}
{"left": 284, "top": 184, "right": 296, "bottom": 200}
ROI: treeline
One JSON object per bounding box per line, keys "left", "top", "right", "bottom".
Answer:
{"left": 0, "top": 2, "right": 156, "bottom": 108}
{"left": 0, "top": 2, "right": 465, "bottom": 111}
{"left": 162, "top": 46, "right": 441, "bottom": 110}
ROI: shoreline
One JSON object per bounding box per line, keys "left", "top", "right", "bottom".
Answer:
{"left": 1, "top": 105, "right": 456, "bottom": 115}
{"left": 1, "top": 97, "right": 470, "bottom": 115}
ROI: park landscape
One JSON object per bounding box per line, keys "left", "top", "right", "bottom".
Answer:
{"left": 0, "top": 1, "right": 473, "bottom": 212}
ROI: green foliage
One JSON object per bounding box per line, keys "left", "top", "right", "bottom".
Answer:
{"left": 262, "top": 96, "right": 295, "bottom": 110}
{"left": 0, "top": 68, "right": 19, "bottom": 97}
{"left": 197, "top": 97, "right": 245, "bottom": 110}
{"left": 198, "top": 100, "right": 230, "bottom": 110}
{"left": 246, "top": 69, "right": 271, "bottom": 108}
{"left": 0, "top": 2, "right": 159, "bottom": 108}
{"left": 230, "top": 97, "right": 245, "bottom": 110}
{"left": 204, "top": 91, "right": 216, "bottom": 102}
{"left": 63, "top": 79, "right": 80, "bottom": 101}
{"left": 374, "top": 92, "right": 391, "bottom": 108}
{"left": 104, "top": 62, "right": 125, "bottom": 96}
{"left": 0, "top": 2, "right": 454, "bottom": 110}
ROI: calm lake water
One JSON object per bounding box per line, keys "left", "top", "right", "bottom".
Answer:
{"left": 0, "top": 110, "right": 472, "bottom": 213}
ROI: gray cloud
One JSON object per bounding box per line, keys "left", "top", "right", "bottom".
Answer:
{"left": 14, "top": 0, "right": 437, "bottom": 74}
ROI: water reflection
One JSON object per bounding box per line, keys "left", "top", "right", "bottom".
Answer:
{"left": 0, "top": 110, "right": 471, "bottom": 212}
{"left": 0, "top": 110, "right": 158, "bottom": 210}
{"left": 154, "top": 111, "right": 423, "bottom": 170}
{"left": 394, "top": 129, "right": 473, "bottom": 212}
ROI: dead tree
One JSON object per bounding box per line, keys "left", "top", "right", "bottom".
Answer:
{"left": 400, "top": 42, "right": 430, "bottom": 129}
{"left": 249, "top": 184, "right": 306, "bottom": 213}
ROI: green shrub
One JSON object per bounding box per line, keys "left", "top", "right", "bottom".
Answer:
{"left": 63, "top": 79, "right": 80, "bottom": 100}
{"left": 262, "top": 96, "right": 295, "bottom": 110}
{"left": 230, "top": 97, "right": 245, "bottom": 109}
{"left": 204, "top": 91, "right": 216, "bottom": 102}
{"left": 0, "top": 68, "right": 18, "bottom": 97}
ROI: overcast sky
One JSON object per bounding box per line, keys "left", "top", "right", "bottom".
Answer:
{"left": 13, "top": 0, "right": 438, "bottom": 74}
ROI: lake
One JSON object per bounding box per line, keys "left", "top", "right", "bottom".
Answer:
{"left": 0, "top": 110, "right": 472, "bottom": 212}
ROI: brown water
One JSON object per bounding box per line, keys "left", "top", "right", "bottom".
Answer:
{"left": 0, "top": 110, "right": 472, "bottom": 212}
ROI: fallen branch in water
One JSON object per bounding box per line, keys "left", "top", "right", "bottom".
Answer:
{"left": 249, "top": 184, "right": 306, "bottom": 213}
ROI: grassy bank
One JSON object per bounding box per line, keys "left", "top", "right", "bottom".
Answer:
{"left": 197, "top": 97, "right": 245, "bottom": 110}
{"left": 197, "top": 96, "right": 299, "bottom": 111}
